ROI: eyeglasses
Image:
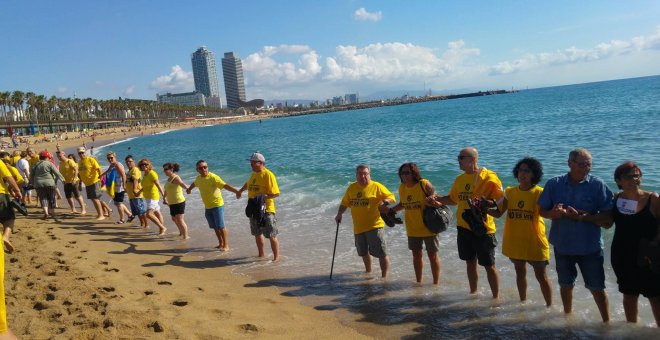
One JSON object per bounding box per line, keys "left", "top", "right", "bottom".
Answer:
{"left": 622, "top": 173, "right": 641, "bottom": 180}
{"left": 457, "top": 155, "right": 472, "bottom": 161}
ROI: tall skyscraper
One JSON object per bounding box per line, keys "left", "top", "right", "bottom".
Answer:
{"left": 191, "top": 46, "right": 220, "bottom": 99}
{"left": 221, "top": 52, "right": 246, "bottom": 109}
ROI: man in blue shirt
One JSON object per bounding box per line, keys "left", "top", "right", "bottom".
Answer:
{"left": 538, "top": 148, "right": 613, "bottom": 322}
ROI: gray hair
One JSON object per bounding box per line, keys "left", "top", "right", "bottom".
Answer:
{"left": 569, "top": 148, "right": 591, "bottom": 161}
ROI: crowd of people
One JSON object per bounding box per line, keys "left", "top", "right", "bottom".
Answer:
{"left": 336, "top": 147, "right": 659, "bottom": 326}
{"left": 0, "top": 143, "right": 658, "bottom": 337}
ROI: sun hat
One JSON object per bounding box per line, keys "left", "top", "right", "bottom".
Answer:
{"left": 39, "top": 151, "right": 52, "bottom": 158}
{"left": 248, "top": 152, "right": 265, "bottom": 163}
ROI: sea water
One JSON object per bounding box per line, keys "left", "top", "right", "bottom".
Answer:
{"left": 98, "top": 75, "right": 660, "bottom": 338}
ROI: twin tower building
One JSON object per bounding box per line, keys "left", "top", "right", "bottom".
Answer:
{"left": 159, "top": 46, "right": 263, "bottom": 109}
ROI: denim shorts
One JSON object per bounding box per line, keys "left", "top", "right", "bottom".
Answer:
{"left": 205, "top": 206, "right": 225, "bottom": 229}
{"left": 129, "top": 198, "right": 146, "bottom": 217}
{"left": 554, "top": 249, "right": 606, "bottom": 291}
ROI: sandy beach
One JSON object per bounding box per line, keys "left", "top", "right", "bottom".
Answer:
{"left": 3, "top": 117, "right": 369, "bottom": 339}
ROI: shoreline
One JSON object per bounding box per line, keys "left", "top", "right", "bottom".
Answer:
{"left": 4, "top": 114, "right": 370, "bottom": 338}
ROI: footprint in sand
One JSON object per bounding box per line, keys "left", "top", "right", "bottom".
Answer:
{"left": 172, "top": 300, "right": 188, "bottom": 307}
{"left": 99, "top": 261, "right": 109, "bottom": 265}
{"left": 143, "top": 272, "right": 154, "bottom": 278}
{"left": 9, "top": 258, "right": 18, "bottom": 263}
{"left": 103, "top": 319, "right": 114, "bottom": 329}
{"left": 102, "top": 287, "right": 115, "bottom": 292}
{"left": 157, "top": 281, "right": 172, "bottom": 285}
{"left": 33, "top": 302, "right": 47, "bottom": 311}
{"left": 45, "top": 293, "right": 55, "bottom": 301}
{"left": 54, "top": 251, "right": 64, "bottom": 257}
{"left": 57, "top": 259, "right": 66, "bottom": 265}
{"left": 104, "top": 268, "right": 119, "bottom": 272}
{"left": 48, "top": 284, "right": 58, "bottom": 292}
{"left": 239, "top": 324, "right": 259, "bottom": 332}
{"left": 148, "top": 321, "right": 164, "bottom": 332}
{"left": 144, "top": 290, "right": 154, "bottom": 296}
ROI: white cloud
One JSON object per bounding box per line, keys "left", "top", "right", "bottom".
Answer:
{"left": 490, "top": 26, "right": 660, "bottom": 75}
{"left": 354, "top": 8, "right": 382, "bottom": 22}
{"left": 123, "top": 85, "right": 135, "bottom": 97}
{"left": 149, "top": 65, "right": 195, "bottom": 93}
{"left": 243, "top": 45, "right": 322, "bottom": 86}
{"left": 95, "top": 80, "right": 104, "bottom": 87}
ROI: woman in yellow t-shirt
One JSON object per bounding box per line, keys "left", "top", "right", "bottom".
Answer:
{"left": 163, "top": 162, "right": 190, "bottom": 239}
{"left": 387, "top": 162, "right": 441, "bottom": 285}
{"left": 489, "top": 157, "right": 552, "bottom": 306}
{"left": 136, "top": 159, "right": 167, "bottom": 235}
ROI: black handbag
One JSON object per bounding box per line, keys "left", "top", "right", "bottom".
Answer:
{"left": 420, "top": 181, "right": 452, "bottom": 234}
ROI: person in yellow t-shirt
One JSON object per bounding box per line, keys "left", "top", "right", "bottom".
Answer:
{"left": 77, "top": 146, "right": 105, "bottom": 220}
{"left": 136, "top": 158, "right": 167, "bottom": 235}
{"left": 124, "top": 155, "right": 147, "bottom": 228}
{"left": 429, "top": 147, "right": 503, "bottom": 298}
{"left": 335, "top": 164, "right": 395, "bottom": 278}
{"left": 488, "top": 157, "right": 552, "bottom": 307}
{"left": 0, "top": 157, "right": 20, "bottom": 339}
{"left": 386, "top": 162, "right": 441, "bottom": 284}
{"left": 237, "top": 152, "right": 280, "bottom": 261}
{"left": 188, "top": 160, "right": 240, "bottom": 249}
{"left": 162, "top": 162, "right": 190, "bottom": 240}
{"left": 56, "top": 151, "right": 86, "bottom": 215}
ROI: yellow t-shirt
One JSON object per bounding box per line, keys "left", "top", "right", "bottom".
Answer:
{"left": 341, "top": 181, "right": 395, "bottom": 235}
{"left": 194, "top": 173, "right": 226, "bottom": 209}
{"left": 141, "top": 170, "right": 160, "bottom": 200}
{"left": 59, "top": 158, "right": 78, "bottom": 184}
{"left": 0, "top": 231, "right": 6, "bottom": 333}
{"left": 10, "top": 155, "right": 21, "bottom": 166}
{"left": 78, "top": 156, "right": 100, "bottom": 186}
{"left": 28, "top": 156, "right": 39, "bottom": 168}
{"left": 0, "top": 161, "right": 14, "bottom": 195}
{"left": 246, "top": 168, "right": 279, "bottom": 214}
{"left": 8, "top": 165, "right": 24, "bottom": 187}
{"left": 399, "top": 179, "right": 434, "bottom": 237}
{"left": 164, "top": 175, "right": 186, "bottom": 205}
{"left": 449, "top": 167, "right": 503, "bottom": 234}
{"left": 502, "top": 185, "right": 549, "bottom": 261}
{"left": 125, "top": 167, "right": 143, "bottom": 199}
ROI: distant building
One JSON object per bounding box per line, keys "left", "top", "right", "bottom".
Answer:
{"left": 221, "top": 52, "right": 247, "bottom": 109}
{"left": 157, "top": 92, "right": 206, "bottom": 107}
{"left": 344, "top": 93, "right": 359, "bottom": 104}
{"left": 332, "top": 96, "right": 345, "bottom": 106}
{"left": 191, "top": 46, "right": 221, "bottom": 108}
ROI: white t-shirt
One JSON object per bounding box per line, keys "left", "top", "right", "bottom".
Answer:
{"left": 16, "top": 158, "right": 29, "bottom": 180}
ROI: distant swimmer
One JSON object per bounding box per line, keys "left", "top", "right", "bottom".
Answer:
{"left": 187, "top": 160, "right": 240, "bottom": 249}
{"left": 386, "top": 162, "right": 441, "bottom": 284}
{"left": 163, "top": 162, "right": 190, "bottom": 240}
{"left": 335, "top": 164, "right": 395, "bottom": 278}
{"left": 237, "top": 152, "right": 280, "bottom": 261}
{"left": 487, "top": 157, "right": 552, "bottom": 306}
{"left": 136, "top": 159, "right": 167, "bottom": 235}
{"left": 428, "top": 147, "right": 504, "bottom": 299}
{"left": 124, "top": 155, "right": 147, "bottom": 228}
{"left": 538, "top": 148, "right": 613, "bottom": 322}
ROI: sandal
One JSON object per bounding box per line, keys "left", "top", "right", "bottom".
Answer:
{"left": 115, "top": 220, "right": 125, "bottom": 224}
{"left": 127, "top": 215, "right": 136, "bottom": 222}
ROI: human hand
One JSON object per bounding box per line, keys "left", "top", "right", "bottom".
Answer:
{"left": 235, "top": 191, "right": 242, "bottom": 199}
{"left": 334, "top": 213, "right": 342, "bottom": 224}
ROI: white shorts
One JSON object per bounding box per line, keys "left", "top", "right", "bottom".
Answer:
{"left": 145, "top": 198, "right": 161, "bottom": 212}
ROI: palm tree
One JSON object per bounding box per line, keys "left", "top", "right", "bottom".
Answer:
{"left": 10, "top": 91, "right": 25, "bottom": 122}
{"left": 0, "top": 92, "right": 10, "bottom": 122}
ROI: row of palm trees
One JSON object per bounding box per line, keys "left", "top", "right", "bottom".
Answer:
{"left": 0, "top": 91, "right": 237, "bottom": 126}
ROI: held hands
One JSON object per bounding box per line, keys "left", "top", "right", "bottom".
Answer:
{"left": 235, "top": 191, "right": 242, "bottom": 199}
{"left": 186, "top": 188, "right": 192, "bottom": 195}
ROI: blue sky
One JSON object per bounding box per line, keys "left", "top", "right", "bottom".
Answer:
{"left": 2, "top": 1, "right": 659, "bottom": 103}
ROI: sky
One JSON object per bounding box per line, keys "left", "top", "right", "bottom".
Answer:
{"left": 2, "top": 1, "right": 660, "bottom": 104}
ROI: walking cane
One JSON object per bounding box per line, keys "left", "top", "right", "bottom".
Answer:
{"left": 330, "top": 221, "right": 340, "bottom": 280}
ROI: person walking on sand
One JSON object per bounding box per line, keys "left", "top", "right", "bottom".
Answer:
{"left": 538, "top": 148, "right": 613, "bottom": 322}
{"left": 163, "top": 163, "right": 190, "bottom": 239}
{"left": 125, "top": 155, "right": 147, "bottom": 228}
{"left": 136, "top": 159, "right": 167, "bottom": 235}
{"left": 428, "top": 147, "right": 504, "bottom": 298}
{"left": 77, "top": 146, "right": 105, "bottom": 220}
{"left": 15, "top": 151, "right": 32, "bottom": 206}
{"left": 487, "top": 157, "right": 552, "bottom": 306}
{"left": 335, "top": 164, "right": 396, "bottom": 278}
{"left": 56, "top": 151, "right": 86, "bottom": 215}
{"left": 187, "top": 160, "right": 240, "bottom": 248}
{"left": 102, "top": 151, "right": 134, "bottom": 224}
{"left": 237, "top": 152, "right": 281, "bottom": 261}
{"left": 29, "top": 151, "right": 64, "bottom": 220}
{"left": 385, "top": 162, "right": 441, "bottom": 284}
{"left": 0, "top": 154, "right": 23, "bottom": 254}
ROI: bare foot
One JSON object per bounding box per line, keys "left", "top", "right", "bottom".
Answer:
{"left": 158, "top": 228, "right": 167, "bottom": 236}
{"left": 182, "top": 236, "right": 190, "bottom": 240}
{"left": 220, "top": 247, "right": 229, "bottom": 252}
{"left": 215, "top": 245, "right": 222, "bottom": 249}
{"left": 3, "top": 239, "right": 14, "bottom": 254}
{"left": 96, "top": 216, "right": 106, "bottom": 221}
{"left": 80, "top": 210, "right": 87, "bottom": 215}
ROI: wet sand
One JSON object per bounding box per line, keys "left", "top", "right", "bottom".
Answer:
{"left": 3, "top": 117, "right": 369, "bottom": 338}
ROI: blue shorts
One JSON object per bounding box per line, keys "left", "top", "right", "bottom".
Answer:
{"left": 129, "top": 198, "right": 146, "bottom": 217}
{"left": 205, "top": 206, "right": 225, "bottom": 229}
{"left": 554, "top": 249, "right": 606, "bottom": 291}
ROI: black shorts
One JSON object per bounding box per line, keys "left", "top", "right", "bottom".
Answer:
{"left": 457, "top": 226, "right": 497, "bottom": 266}
{"left": 168, "top": 201, "right": 185, "bottom": 216}
{"left": 64, "top": 183, "right": 80, "bottom": 199}
{"left": 0, "top": 194, "right": 15, "bottom": 223}
{"left": 113, "top": 191, "right": 126, "bottom": 203}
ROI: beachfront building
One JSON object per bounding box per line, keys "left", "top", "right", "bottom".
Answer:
{"left": 344, "top": 93, "right": 359, "bottom": 105}
{"left": 221, "top": 52, "right": 247, "bottom": 109}
{"left": 191, "top": 46, "right": 221, "bottom": 108}
{"left": 157, "top": 92, "right": 206, "bottom": 107}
